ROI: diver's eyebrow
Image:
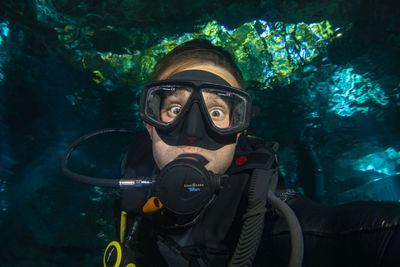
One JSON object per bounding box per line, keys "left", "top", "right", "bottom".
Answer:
{"left": 203, "top": 94, "right": 229, "bottom": 107}
{"left": 206, "top": 97, "right": 223, "bottom": 105}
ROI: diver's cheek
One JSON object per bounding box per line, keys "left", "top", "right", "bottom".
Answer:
{"left": 210, "top": 143, "right": 236, "bottom": 174}
{"left": 151, "top": 130, "right": 178, "bottom": 170}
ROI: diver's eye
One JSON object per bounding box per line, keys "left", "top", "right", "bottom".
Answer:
{"left": 209, "top": 108, "right": 225, "bottom": 120}
{"left": 169, "top": 106, "right": 182, "bottom": 116}
{"left": 161, "top": 105, "right": 182, "bottom": 123}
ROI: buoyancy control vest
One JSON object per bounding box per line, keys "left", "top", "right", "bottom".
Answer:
{"left": 62, "top": 129, "right": 400, "bottom": 267}
{"left": 117, "top": 131, "right": 303, "bottom": 267}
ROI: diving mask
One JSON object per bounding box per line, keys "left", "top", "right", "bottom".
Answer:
{"left": 139, "top": 70, "right": 252, "bottom": 150}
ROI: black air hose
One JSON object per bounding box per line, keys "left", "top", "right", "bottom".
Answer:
{"left": 61, "top": 128, "right": 137, "bottom": 188}
{"left": 267, "top": 193, "right": 304, "bottom": 267}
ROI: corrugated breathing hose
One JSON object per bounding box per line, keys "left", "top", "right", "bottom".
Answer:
{"left": 228, "top": 168, "right": 304, "bottom": 267}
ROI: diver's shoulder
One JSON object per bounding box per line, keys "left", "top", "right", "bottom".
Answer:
{"left": 236, "top": 133, "right": 279, "bottom": 154}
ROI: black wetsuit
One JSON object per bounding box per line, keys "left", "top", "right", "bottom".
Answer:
{"left": 256, "top": 193, "right": 400, "bottom": 267}
{"left": 117, "top": 131, "right": 400, "bottom": 267}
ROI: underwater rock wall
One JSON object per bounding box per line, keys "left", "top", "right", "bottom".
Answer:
{"left": 0, "top": 0, "right": 399, "bottom": 266}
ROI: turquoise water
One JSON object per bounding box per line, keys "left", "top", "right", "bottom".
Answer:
{"left": 1, "top": 0, "right": 399, "bottom": 265}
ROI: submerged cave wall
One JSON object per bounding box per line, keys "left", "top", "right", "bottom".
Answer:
{"left": 0, "top": 0, "right": 399, "bottom": 265}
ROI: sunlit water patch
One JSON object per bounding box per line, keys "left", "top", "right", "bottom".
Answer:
{"left": 327, "top": 67, "right": 389, "bottom": 117}
{"left": 294, "top": 63, "right": 392, "bottom": 123}
{"left": 354, "top": 147, "right": 400, "bottom": 176}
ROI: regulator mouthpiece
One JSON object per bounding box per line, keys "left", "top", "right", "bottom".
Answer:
{"left": 156, "top": 156, "right": 225, "bottom": 215}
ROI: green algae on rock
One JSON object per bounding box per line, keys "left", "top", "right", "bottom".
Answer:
{"left": 54, "top": 20, "right": 342, "bottom": 90}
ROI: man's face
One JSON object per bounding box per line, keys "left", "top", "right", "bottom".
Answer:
{"left": 145, "top": 64, "right": 241, "bottom": 174}
{"left": 160, "top": 88, "right": 231, "bottom": 129}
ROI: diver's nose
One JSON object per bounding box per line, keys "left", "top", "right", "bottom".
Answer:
{"left": 183, "top": 103, "right": 205, "bottom": 143}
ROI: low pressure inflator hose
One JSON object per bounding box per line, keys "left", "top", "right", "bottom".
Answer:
{"left": 267, "top": 193, "right": 304, "bottom": 267}
{"left": 61, "top": 128, "right": 152, "bottom": 188}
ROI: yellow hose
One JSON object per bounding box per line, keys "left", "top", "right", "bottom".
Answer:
{"left": 120, "top": 211, "right": 127, "bottom": 243}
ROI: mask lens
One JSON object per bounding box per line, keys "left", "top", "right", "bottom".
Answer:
{"left": 145, "top": 85, "right": 193, "bottom": 125}
{"left": 201, "top": 88, "right": 248, "bottom": 131}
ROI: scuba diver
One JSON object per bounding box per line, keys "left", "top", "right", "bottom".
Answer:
{"left": 62, "top": 39, "right": 400, "bottom": 267}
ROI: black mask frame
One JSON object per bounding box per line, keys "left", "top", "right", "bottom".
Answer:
{"left": 139, "top": 80, "right": 252, "bottom": 136}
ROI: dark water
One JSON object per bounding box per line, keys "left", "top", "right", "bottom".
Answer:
{"left": 1, "top": 0, "right": 399, "bottom": 266}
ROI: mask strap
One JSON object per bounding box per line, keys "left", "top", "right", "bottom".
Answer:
{"left": 168, "top": 70, "right": 231, "bottom": 86}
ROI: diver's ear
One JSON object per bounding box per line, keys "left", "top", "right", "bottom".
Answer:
{"left": 144, "top": 122, "right": 153, "bottom": 140}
